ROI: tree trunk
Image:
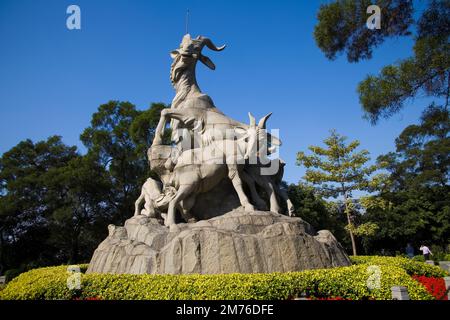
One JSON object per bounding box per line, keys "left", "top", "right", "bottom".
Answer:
{"left": 346, "top": 210, "right": 357, "bottom": 256}
{"left": 343, "top": 190, "right": 357, "bottom": 256}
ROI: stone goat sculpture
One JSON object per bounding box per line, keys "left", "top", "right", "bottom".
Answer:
{"left": 134, "top": 177, "right": 176, "bottom": 218}
{"left": 152, "top": 106, "right": 281, "bottom": 151}
{"left": 163, "top": 112, "right": 278, "bottom": 226}
{"left": 169, "top": 34, "right": 226, "bottom": 144}
{"left": 135, "top": 34, "right": 294, "bottom": 226}
{"left": 170, "top": 34, "right": 225, "bottom": 110}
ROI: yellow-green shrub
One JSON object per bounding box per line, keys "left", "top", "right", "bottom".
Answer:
{"left": 0, "top": 265, "right": 84, "bottom": 300}
{"left": 0, "top": 263, "right": 433, "bottom": 300}
{"left": 351, "top": 256, "right": 448, "bottom": 277}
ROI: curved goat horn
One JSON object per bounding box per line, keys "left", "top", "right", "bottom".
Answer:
{"left": 198, "top": 36, "right": 226, "bottom": 51}
{"left": 258, "top": 112, "right": 272, "bottom": 129}
{"left": 248, "top": 112, "right": 256, "bottom": 127}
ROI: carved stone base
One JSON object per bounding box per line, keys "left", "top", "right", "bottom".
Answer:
{"left": 86, "top": 210, "right": 351, "bottom": 274}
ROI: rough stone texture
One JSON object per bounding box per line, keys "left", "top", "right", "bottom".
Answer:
{"left": 87, "top": 210, "right": 350, "bottom": 274}
{"left": 445, "top": 277, "right": 450, "bottom": 300}
{"left": 191, "top": 179, "right": 241, "bottom": 220}
{"left": 391, "top": 286, "right": 410, "bottom": 300}
{"left": 439, "top": 261, "right": 450, "bottom": 273}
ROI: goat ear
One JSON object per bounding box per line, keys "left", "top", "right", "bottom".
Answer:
{"left": 258, "top": 112, "right": 272, "bottom": 129}
{"left": 199, "top": 54, "right": 216, "bottom": 70}
{"left": 170, "top": 50, "right": 179, "bottom": 59}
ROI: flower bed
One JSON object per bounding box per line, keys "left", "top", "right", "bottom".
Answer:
{"left": 350, "top": 255, "right": 449, "bottom": 277}
{"left": 0, "top": 262, "right": 434, "bottom": 300}
{"left": 412, "top": 275, "right": 448, "bottom": 300}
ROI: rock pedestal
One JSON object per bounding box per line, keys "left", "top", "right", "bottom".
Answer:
{"left": 87, "top": 210, "right": 350, "bottom": 274}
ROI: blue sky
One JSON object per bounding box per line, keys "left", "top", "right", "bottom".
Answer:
{"left": 0, "top": 0, "right": 429, "bottom": 183}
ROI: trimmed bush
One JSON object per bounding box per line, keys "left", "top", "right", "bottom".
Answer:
{"left": 0, "top": 263, "right": 432, "bottom": 300}
{"left": 412, "top": 255, "right": 426, "bottom": 262}
{"left": 0, "top": 266, "right": 75, "bottom": 300}
{"left": 350, "top": 256, "right": 449, "bottom": 277}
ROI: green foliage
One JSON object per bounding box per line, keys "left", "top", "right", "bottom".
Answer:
{"left": 0, "top": 263, "right": 433, "bottom": 300}
{"left": 44, "top": 155, "right": 112, "bottom": 263}
{"left": 287, "top": 184, "right": 341, "bottom": 231}
{"left": 427, "top": 245, "right": 450, "bottom": 262}
{"left": 296, "top": 130, "right": 377, "bottom": 198}
{"left": 315, "top": 0, "right": 449, "bottom": 124}
{"left": 361, "top": 106, "right": 449, "bottom": 252}
{"left": 412, "top": 255, "right": 426, "bottom": 262}
{"left": 296, "top": 130, "right": 379, "bottom": 255}
{"left": 0, "top": 101, "right": 168, "bottom": 273}
{"left": 129, "top": 102, "right": 171, "bottom": 154}
{"left": 80, "top": 101, "right": 168, "bottom": 224}
{"left": 348, "top": 222, "right": 379, "bottom": 237}
{"left": 314, "top": 0, "right": 413, "bottom": 62}
{"left": 0, "top": 266, "right": 80, "bottom": 300}
{"left": 358, "top": 31, "right": 449, "bottom": 124}
{"left": 80, "top": 101, "right": 145, "bottom": 223}
{"left": 351, "top": 256, "right": 448, "bottom": 278}
{"left": 386, "top": 105, "right": 449, "bottom": 189}
{"left": 358, "top": 59, "right": 422, "bottom": 123}
{"left": 0, "top": 136, "right": 80, "bottom": 270}
{"left": 313, "top": 1, "right": 449, "bottom": 255}
{"left": 0, "top": 136, "right": 113, "bottom": 268}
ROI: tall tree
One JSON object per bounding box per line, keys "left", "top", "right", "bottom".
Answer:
{"left": 0, "top": 101, "right": 169, "bottom": 272}
{"left": 314, "top": 0, "right": 449, "bottom": 123}
{"left": 129, "top": 102, "right": 170, "bottom": 154}
{"left": 314, "top": 0, "right": 413, "bottom": 62}
{"left": 0, "top": 136, "right": 78, "bottom": 271}
{"left": 80, "top": 101, "right": 168, "bottom": 223}
{"left": 43, "top": 155, "right": 112, "bottom": 263}
{"left": 296, "top": 130, "right": 377, "bottom": 255}
{"left": 361, "top": 105, "right": 450, "bottom": 251}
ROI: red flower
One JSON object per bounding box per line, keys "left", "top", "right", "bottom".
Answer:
{"left": 412, "top": 275, "right": 448, "bottom": 300}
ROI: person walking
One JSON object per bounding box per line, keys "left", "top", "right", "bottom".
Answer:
{"left": 419, "top": 244, "right": 433, "bottom": 260}
{"left": 406, "top": 243, "right": 414, "bottom": 259}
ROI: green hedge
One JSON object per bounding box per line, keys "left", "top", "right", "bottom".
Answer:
{"left": 0, "top": 263, "right": 433, "bottom": 300}
{"left": 350, "top": 256, "right": 449, "bottom": 277}
{"left": 411, "top": 253, "right": 450, "bottom": 263}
